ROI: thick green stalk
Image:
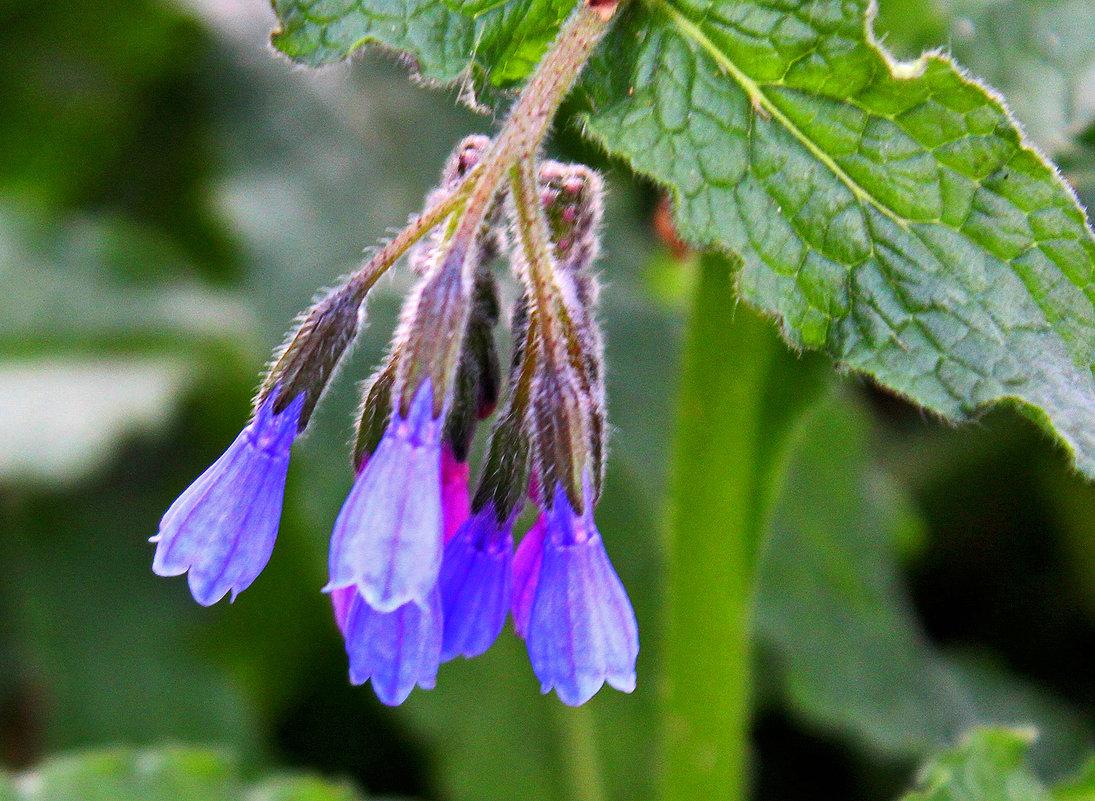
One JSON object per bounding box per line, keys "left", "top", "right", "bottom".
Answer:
{"left": 663, "top": 256, "right": 780, "bottom": 801}
{"left": 553, "top": 705, "right": 606, "bottom": 801}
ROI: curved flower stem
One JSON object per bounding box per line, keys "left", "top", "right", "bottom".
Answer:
{"left": 387, "top": 0, "right": 616, "bottom": 415}
{"left": 509, "top": 163, "right": 563, "bottom": 337}
{"left": 508, "top": 162, "right": 592, "bottom": 384}
{"left": 345, "top": 179, "right": 477, "bottom": 302}
{"left": 451, "top": 0, "right": 617, "bottom": 249}
{"left": 344, "top": 0, "right": 615, "bottom": 334}
{"left": 341, "top": 0, "right": 616, "bottom": 334}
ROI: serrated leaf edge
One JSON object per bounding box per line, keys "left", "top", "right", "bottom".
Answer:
{"left": 651, "top": 0, "right": 1094, "bottom": 243}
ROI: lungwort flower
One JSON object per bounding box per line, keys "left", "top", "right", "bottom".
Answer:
{"left": 152, "top": 391, "right": 304, "bottom": 606}
{"left": 439, "top": 503, "right": 516, "bottom": 661}
{"left": 152, "top": 271, "right": 367, "bottom": 604}
{"left": 327, "top": 379, "right": 446, "bottom": 613}
{"left": 330, "top": 442, "right": 472, "bottom": 705}
{"left": 517, "top": 478, "right": 638, "bottom": 706}
{"left": 331, "top": 586, "right": 445, "bottom": 706}
{"left": 152, "top": 137, "right": 638, "bottom": 707}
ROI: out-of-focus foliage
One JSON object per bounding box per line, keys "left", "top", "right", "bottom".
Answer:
{"left": 0, "top": 1, "right": 1094, "bottom": 801}
{"left": 0, "top": 747, "right": 368, "bottom": 801}
{"left": 877, "top": 0, "right": 1095, "bottom": 160}
{"left": 893, "top": 726, "right": 1095, "bottom": 801}
{"left": 899, "top": 728, "right": 1054, "bottom": 801}
{"left": 0, "top": 208, "right": 252, "bottom": 482}
{"left": 755, "top": 396, "right": 1092, "bottom": 766}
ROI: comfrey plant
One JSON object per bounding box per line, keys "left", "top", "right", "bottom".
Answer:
{"left": 151, "top": 1, "right": 637, "bottom": 706}
{"left": 251, "top": 0, "right": 1095, "bottom": 797}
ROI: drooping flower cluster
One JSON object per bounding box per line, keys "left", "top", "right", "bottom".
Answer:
{"left": 151, "top": 135, "right": 637, "bottom": 706}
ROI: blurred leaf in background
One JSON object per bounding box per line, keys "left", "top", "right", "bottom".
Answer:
{"left": 899, "top": 728, "right": 1054, "bottom": 801}
{"left": 0, "top": 747, "right": 368, "bottom": 801}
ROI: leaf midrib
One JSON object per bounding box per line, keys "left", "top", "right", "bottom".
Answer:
{"left": 653, "top": 0, "right": 911, "bottom": 231}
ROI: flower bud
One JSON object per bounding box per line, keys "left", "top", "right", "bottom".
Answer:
{"left": 393, "top": 132, "right": 512, "bottom": 419}
{"left": 473, "top": 403, "right": 532, "bottom": 521}
{"left": 411, "top": 135, "right": 507, "bottom": 274}
{"left": 393, "top": 239, "right": 477, "bottom": 418}
{"left": 454, "top": 137, "right": 508, "bottom": 264}
{"left": 538, "top": 161, "right": 603, "bottom": 283}
{"left": 515, "top": 162, "right": 610, "bottom": 507}
{"left": 261, "top": 276, "right": 367, "bottom": 429}
{"left": 352, "top": 359, "right": 396, "bottom": 470}
{"left": 528, "top": 349, "right": 592, "bottom": 512}
{"left": 444, "top": 268, "right": 501, "bottom": 462}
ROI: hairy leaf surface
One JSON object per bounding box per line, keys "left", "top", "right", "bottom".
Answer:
{"left": 582, "top": 0, "right": 1095, "bottom": 475}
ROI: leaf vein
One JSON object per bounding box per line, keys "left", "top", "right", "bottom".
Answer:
{"left": 656, "top": 0, "right": 911, "bottom": 231}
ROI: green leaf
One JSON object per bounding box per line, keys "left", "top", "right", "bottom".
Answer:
{"left": 1053, "top": 754, "right": 1095, "bottom": 801}
{"left": 755, "top": 392, "right": 1093, "bottom": 765}
{"left": 756, "top": 394, "right": 964, "bottom": 752}
{"left": 901, "top": 728, "right": 1048, "bottom": 801}
{"left": 0, "top": 748, "right": 369, "bottom": 801}
{"left": 580, "top": 0, "right": 1095, "bottom": 477}
{"left": 269, "top": 0, "right": 572, "bottom": 92}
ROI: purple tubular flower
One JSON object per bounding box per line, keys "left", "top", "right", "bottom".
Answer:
{"left": 511, "top": 513, "right": 545, "bottom": 639}
{"left": 328, "top": 428, "right": 467, "bottom": 703}
{"left": 337, "top": 587, "right": 442, "bottom": 706}
{"left": 524, "top": 479, "right": 638, "bottom": 706}
{"left": 151, "top": 392, "right": 304, "bottom": 606}
{"left": 331, "top": 585, "right": 354, "bottom": 636}
{"left": 327, "top": 381, "right": 444, "bottom": 612}
{"left": 438, "top": 505, "right": 514, "bottom": 661}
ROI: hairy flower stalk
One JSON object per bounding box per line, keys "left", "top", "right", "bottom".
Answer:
{"left": 507, "top": 159, "right": 638, "bottom": 705}
{"left": 152, "top": 0, "right": 632, "bottom": 706}
{"left": 328, "top": 132, "right": 509, "bottom": 610}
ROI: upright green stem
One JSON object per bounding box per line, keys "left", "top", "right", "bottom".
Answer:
{"left": 664, "top": 257, "right": 781, "bottom": 801}
{"left": 554, "top": 705, "right": 607, "bottom": 801}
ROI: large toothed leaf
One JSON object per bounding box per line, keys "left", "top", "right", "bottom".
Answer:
{"left": 579, "top": 0, "right": 1095, "bottom": 476}
{"left": 269, "top": 0, "right": 572, "bottom": 91}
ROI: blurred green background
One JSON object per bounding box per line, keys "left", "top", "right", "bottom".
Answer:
{"left": 1, "top": 0, "right": 1094, "bottom": 798}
